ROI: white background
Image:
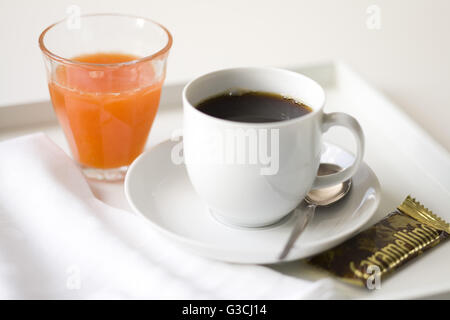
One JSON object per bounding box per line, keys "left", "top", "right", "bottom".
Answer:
{"left": 0, "top": 0, "right": 449, "bottom": 150}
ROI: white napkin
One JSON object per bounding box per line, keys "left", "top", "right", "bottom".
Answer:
{"left": 0, "top": 133, "right": 339, "bottom": 299}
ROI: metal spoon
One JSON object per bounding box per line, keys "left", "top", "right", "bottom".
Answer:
{"left": 278, "top": 163, "right": 352, "bottom": 260}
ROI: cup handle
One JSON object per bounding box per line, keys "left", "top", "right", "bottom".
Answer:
{"left": 312, "top": 112, "right": 365, "bottom": 189}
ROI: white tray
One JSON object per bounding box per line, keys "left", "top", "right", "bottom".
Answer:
{"left": 1, "top": 61, "right": 450, "bottom": 299}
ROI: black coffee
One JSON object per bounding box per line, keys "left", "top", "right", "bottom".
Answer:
{"left": 195, "top": 90, "right": 312, "bottom": 123}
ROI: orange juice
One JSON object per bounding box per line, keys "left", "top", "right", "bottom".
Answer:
{"left": 48, "top": 53, "right": 162, "bottom": 169}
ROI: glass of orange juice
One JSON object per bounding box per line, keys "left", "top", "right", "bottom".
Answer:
{"left": 39, "top": 14, "right": 172, "bottom": 180}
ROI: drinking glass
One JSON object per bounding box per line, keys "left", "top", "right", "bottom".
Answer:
{"left": 39, "top": 14, "right": 172, "bottom": 180}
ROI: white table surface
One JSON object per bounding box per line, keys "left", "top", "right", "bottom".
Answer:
{"left": 1, "top": 0, "right": 450, "bottom": 151}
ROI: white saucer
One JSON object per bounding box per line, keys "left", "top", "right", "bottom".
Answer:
{"left": 125, "top": 139, "right": 381, "bottom": 264}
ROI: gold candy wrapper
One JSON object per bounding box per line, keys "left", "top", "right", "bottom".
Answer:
{"left": 309, "top": 196, "right": 450, "bottom": 287}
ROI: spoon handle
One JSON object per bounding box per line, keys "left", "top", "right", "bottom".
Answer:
{"left": 278, "top": 202, "right": 316, "bottom": 260}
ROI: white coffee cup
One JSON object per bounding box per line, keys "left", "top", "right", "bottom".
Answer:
{"left": 183, "top": 67, "right": 364, "bottom": 228}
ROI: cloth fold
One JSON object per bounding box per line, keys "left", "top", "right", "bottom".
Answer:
{"left": 0, "top": 133, "right": 338, "bottom": 299}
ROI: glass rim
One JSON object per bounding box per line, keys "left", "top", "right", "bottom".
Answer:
{"left": 38, "top": 13, "right": 173, "bottom": 67}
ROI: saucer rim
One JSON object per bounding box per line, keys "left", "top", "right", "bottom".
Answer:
{"left": 124, "top": 139, "right": 381, "bottom": 260}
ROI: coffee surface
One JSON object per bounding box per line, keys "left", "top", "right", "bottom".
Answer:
{"left": 196, "top": 91, "right": 312, "bottom": 123}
